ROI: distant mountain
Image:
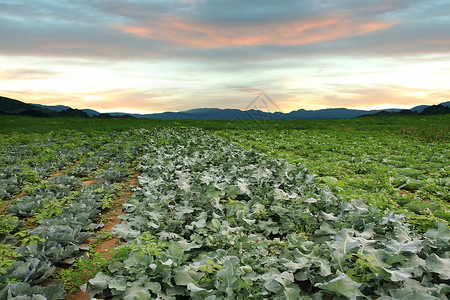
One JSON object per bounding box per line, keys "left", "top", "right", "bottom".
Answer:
{"left": 121, "top": 101, "right": 449, "bottom": 120}
{"left": 1, "top": 95, "right": 449, "bottom": 120}
{"left": 361, "top": 102, "right": 450, "bottom": 117}
{"left": 0, "top": 96, "right": 90, "bottom": 118}
{"left": 411, "top": 105, "right": 428, "bottom": 113}
{"left": 1, "top": 96, "right": 54, "bottom": 117}
{"left": 30, "top": 103, "right": 72, "bottom": 112}
{"left": 285, "top": 108, "right": 379, "bottom": 119}
{"left": 421, "top": 104, "right": 450, "bottom": 115}
{"left": 30, "top": 103, "right": 102, "bottom": 117}
{"left": 132, "top": 107, "right": 405, "bottom": 120}
{"left": 81, "top": 109, "right": 100, "bottom": 117}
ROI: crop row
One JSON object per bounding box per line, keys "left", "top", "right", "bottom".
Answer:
{"left": 86, "top": 128, "right": 449, "bottom": 299}
{"left": 217, "top": 128, "right": 450, "bottom": 231}
{"left": 0, "top": 130, "right": 151, "bottom": 299}
{"left": 0, "top": 131, "right": 120, "bottom": 201}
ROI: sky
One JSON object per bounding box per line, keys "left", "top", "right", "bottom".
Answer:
{"left": 1, "top": 0, "right": 449, "bottom": 114}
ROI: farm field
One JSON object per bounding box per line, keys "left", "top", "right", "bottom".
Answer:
{"left": 216, "top": 124, "right": 450, "bottom": 232}
{"left": 0, "top": 115, "right": 449, "bottom": 299}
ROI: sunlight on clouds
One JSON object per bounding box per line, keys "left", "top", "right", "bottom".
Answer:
{"left": 1, "top": 52, "right": 448, "bottom": 113}
{"left": 407, "top": 91, "right": 428, "bottom": 97}
{"left": 83, "top": 95, "right": 103, "bottom": 101}
{"left": 112, "top": 13, "right": 396, "bottom": 48}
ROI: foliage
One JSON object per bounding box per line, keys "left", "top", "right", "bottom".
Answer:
{"left": 217, "top": 126, "right": 449, "bottom": 232}
{"left": 84, "top": 128, "right": 449, "bottom": 299}
{"left": 0, "top": 281, "right": 65, "bottom": 300}
{"left": 0, "top": 243, "right": 21, "bottom": 275}
{"left": 57, "top": 252, "right": 114, "bottom": 294}
{"left": 0, "top": 119, "right": 449, "bottom": 299}
{"left": 1, "top": 114, "right": 449, "bottom": 134}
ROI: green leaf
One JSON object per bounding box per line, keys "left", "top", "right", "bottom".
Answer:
{"left": 384, "top": 240, "right": 422, "bottom": 255}
{"left": 332, "top": 230, "right": 363, "bottom": 255}
{"left": 425, "top": 222, "right": 450, "bottom": 248}
{"left": 123, "top": 286, "right": 152, "bottom": 300}
{"left": 283, "top": 257, "right": 309, "bottom": 271}
{"left": 316, "top": 273, "right": 361, "bottom": 299}
{"left": 109, "top": 278, "right": 128, "bottom": 291}
{"left": 187, "top": 282, "right": 206, "bottom": 292}
{"left": 323, "top": 176, "right": 339, "bottom": 187}
{"left": 216, "top": 266, "right": 237, "bottom": 292}
{"left": 88, "top": 272, "right": 111, "bottom": 297}
{"left": 387, "top": 278, "right": 443, "bottom": 300}
{"left": 281, "top": 287, "right": 302, "bottom": 300}
{"left": 263, "top": 277, "right": 281, "bottom": 293}
{"left": 112, "top": 222, "right": 141, "bottom": 240}
{"left": 425, "top": 254, "right": 450, "bottom": 280}
{"left": 145, "top": 282, "right": 161, "bottom": 294}
{"left": 42, "top": 284, "right": 66, "bottom": 300}
{"left": 174, "top": 268, "right": 203, "bottom": 286}
{"left": 379, "top": 268, "right": 411, "bottom": 282}
{"left": 274, "top": 272, "right": 295, "bottom": 286}
{"left": 331, "top": 230, "right": 363, "bottom": 272}
{"left": 167, "top": 241, "right": 185, "bottom": 261}
{"left": 261, "top": 270, "right": 294, "bottom": 293}
{"left": 386, "top": 254, "right": 407, "bottom": 265}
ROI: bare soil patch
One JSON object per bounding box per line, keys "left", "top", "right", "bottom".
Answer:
{"left": 82, "top": 178, "right": 99, "bottom": 186}
{"left": 69, "top": 172, "right": 140, "bottom": 299}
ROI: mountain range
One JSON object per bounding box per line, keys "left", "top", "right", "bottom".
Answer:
{"left": 1, "top": 95, "right": 449, "bottom": 120}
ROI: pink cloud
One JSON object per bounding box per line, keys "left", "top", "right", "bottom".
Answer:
{"left": 317, "top": 86, "right": 449, "bottom": 108}
{"left": 0, "top": 69, "right": 59, "bottom": 80}
{"left": 113, "top": 12, "right": 396, "bottom": 48}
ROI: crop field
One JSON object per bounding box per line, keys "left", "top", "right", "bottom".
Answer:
{"left": 217, "top": 125, "right": 450, "bottom": 232}
{"left": 0, "top": 115, "right": 449, "bottom": 299}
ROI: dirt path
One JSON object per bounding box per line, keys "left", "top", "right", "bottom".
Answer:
{"left": 70, "top": 173, "right": 140, "bottom": 300}
{"left": 0, "top": 159, "right": 82, "bottom": 214}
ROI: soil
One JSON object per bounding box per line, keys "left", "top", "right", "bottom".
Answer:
{"left": 69, "top": 173, "right": 140, "bottom": 300}
{"left": 48, "top": 169, "right": 65, "bottom": 179}
{"left": 82, "top": 178, "right": 99, "bottom": 186}
{"left": 0, "top": 164, "right": 68, "bottom": 213}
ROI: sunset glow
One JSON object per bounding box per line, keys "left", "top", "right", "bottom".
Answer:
{"left": 1, "top": 0, "right": 449, "bottom": 113}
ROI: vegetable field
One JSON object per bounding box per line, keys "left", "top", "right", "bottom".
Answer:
{"left": 0, "top": 116, "right": 449, "bottom": 299}
{"left": 217, "top": 126, "right": 450, "bottom": 232}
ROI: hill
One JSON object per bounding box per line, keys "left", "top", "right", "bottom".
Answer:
{"left": 0, "top": 96, "right": 95, "bottom": 118}
{"left": 361, "top": 102, "right": 450, "bottom": 117}
{"left": 1, "top": 95, "right": 449, "bottom": 120}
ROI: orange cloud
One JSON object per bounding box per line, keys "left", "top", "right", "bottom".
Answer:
{"left": 316, "top": 86, "right": 449, "bottom": 109}
{"left": 0, "top": 69, "right": 58, "bottom": 80}
{"left": 113, "top": 12, "right": 396, "bottom": 48}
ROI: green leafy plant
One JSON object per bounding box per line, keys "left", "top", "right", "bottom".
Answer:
{"left": 345, "top": 251, "right": 379, "bottom": 283}
{"left": 95, "top": 231, "right": 114, "bottom": 244}
{"left": 57, "top": 252, "right": 113, "bottom": 294}
{"left": 0, "top": 215, "right": 20, "bottom": 235}
{"left": 0, "top": 243, "right": 22, "bottom": 274}
{"left": 199, "top": 260, "right": 224, "bottom": 283}
{"left": 33, "top": 191, "right": 82, "bottom": 221}
{"left": 14, "top": 230, "right": 46, "bottom": 246}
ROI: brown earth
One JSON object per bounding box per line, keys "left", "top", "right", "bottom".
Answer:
{"left": 69, "top": 173, "right": 140, "bottom": 300}
{"left": 0, "top": 160, "right": 79, "bottom": 213}
{"left": 82, "top": 178, "right": 99, "bottom": 186}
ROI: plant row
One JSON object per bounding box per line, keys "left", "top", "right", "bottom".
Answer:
{"left": 87, "top": 128, "right": 449, "bottom": 299}
{"left": 0, "top": 131, "right": 119, "bottom": 201}
{"left": 217, "top": 128, "right": 450, "bottom": 231}
{"left": 0, "top": 130, "right": 151, "bottom": 299}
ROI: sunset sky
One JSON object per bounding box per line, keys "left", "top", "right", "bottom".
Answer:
{"left": 1, "top": 0, "right": 449, "bottom": 114}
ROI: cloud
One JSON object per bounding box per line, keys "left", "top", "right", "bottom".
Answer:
{"left": 1, "top": 0, "right": 448, "bottom": 62}
{"left": 112, "top": 14, "right": 395, "bottom": 49}
{"left": 1, "top": 0, "right": 450, "bottom": 113}
{"left": 0, "top": 68, "right": 59, "bottom": 80}
{"left": 317, "top": 85, "right": 450, "bottom": 108}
